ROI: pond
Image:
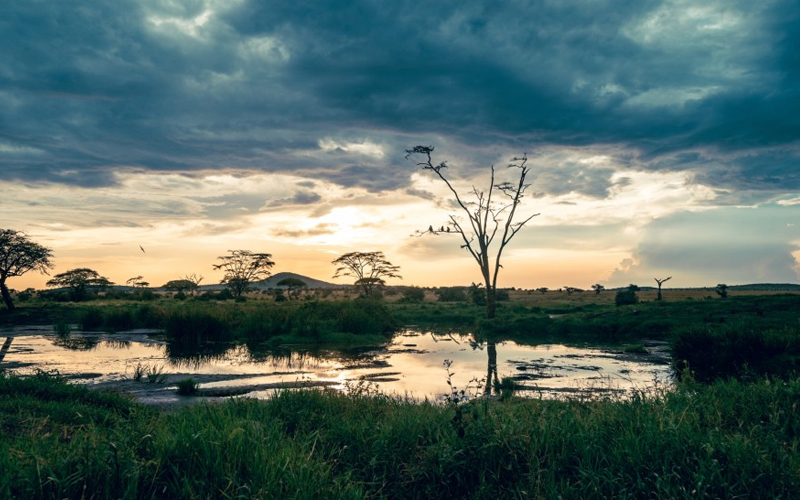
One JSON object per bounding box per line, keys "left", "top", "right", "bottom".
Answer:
{"left": 0, "top": 326, "right": 672, "bottom": 407}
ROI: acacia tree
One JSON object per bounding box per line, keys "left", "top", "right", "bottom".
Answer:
{"left": 276, "top": 277, "right": 308, "bottom": 299}
{"left": 126, "top": 276, "right": 150, "bottom": 288}
{"left": 0, "top": 229, "right": 54, "bottom": 311}
{"left": 406, "top": 146, "right": 539, "bottom": 319}
{"left": 213, "top": 250, "right": 275, "bottom": 298}
{"left": 332, "top": 251, "right": 401, "bottom": 297}
{"left": 46, "top": 268, "right": 113, "bottom": 301}
{"left": 163, "top": 274, "right": 203, "bottom": 296}
{"left": 654, "top": 276, "right": 672, "bottom": 301}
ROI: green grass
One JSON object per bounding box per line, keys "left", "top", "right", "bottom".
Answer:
{"left": 671, "top": 322, "right": 800, "bottom": 382}
{"left": 1, "top": 371, "right": 799, "bottom": 499}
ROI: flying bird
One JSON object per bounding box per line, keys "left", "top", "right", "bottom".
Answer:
{"left": 139, "top": 245, "right": 146, "bottom": 254}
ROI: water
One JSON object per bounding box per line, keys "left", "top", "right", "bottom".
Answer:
{"left": 0, "top": 326, "right": 672, "bottom": 405}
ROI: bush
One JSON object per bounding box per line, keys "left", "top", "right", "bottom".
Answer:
{"left": 400, "top": 287, "right": 426, "bottom": 303}
{"left": 615, "top": 287, "right": 639, "bottom": 306}
{"left": 436, "top": 287, "right": 468, "bottom": 302}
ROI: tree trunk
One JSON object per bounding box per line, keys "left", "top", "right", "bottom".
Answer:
{"left": 0, "top": 279, "right": 15, "bottom": 311}
{"left": 484, "top": 341, "right": 498, "bottom": 396}
{"left": 485, "top": 286, "right": 497, "bottom": 319}
{"left": 657, "top": 286, "right": 663, "bottom": 301}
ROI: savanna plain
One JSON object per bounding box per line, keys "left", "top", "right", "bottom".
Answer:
{"left": 2, "top": 287, "right": 800, "bottom": 499}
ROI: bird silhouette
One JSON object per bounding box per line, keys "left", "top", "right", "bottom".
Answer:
{"left": 139, "top": 245, "right": 146, "bottom": 254}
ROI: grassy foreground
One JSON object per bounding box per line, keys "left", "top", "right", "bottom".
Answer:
{"left": 1, "top": 371, "right": 799, "bottom": 499}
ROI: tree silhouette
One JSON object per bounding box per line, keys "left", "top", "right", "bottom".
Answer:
{"left": 126, "top": 276, "right": 149, "bottom": 288}
{"left": 276, "top": 277, "right": 308, "bottom": 299}
{"left": 716, "top": 283, "right": 728, "bottom": 298}
{"left": 213, "top": 250, "right": 274, "bottom": 299}
{"left": 163, "top": 279, "right": 196, "bottom": 294}
{"left": 406, "top": 146, "right": 539, "bottom": 318}
{"left": 332, "top": 251, "right": 401, "bottom": 297}
{"left": 183, "top": 273, "right": 203, "bottom": 295}
{"left": 654, "top": 276, "right": 672, "bottom": 301}
{"left": 591, "top": 284, "right": 605, "bottom": 295}
{"left": 0, "top": 229, "right": 53, "bottom": 311}
{"left": 46, "top": 268, "right": 113, "bottom": 301}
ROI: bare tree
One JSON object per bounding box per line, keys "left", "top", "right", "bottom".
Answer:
{"left": 183, "top": 273, "right": 203, "bottom": 295}
{"left": 654, "top": 276, "right": 672, "bottom": 301}
{"left": 332, "top": 251, "right": 401, "bottom": 297}
{"left": 0, "top": 229, "right": 54, "bottom": 311}
{"left": 213, "top": 250, "right": 275, "bottom": 298}
{"left": 407, "top": 146, "right": 539, "bottom": 319}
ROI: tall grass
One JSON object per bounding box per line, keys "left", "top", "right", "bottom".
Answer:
{"left": 2, "top": 372, "right": 799, "bottom": 499}
{"left": 671, "top": 322, "right": 800, "bottom": 382}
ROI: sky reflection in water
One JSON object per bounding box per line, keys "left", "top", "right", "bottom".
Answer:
{"left": 0, "top": 327, "right": 672, "bottom": 401}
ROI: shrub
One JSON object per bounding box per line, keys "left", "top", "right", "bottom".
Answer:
{"left": 436, "top": 287, "right": 468, "bottom": 302}
{"left": 615, "top": 286, "right": 639, "bottom": 306}
{"left": 400, "top": 287, "right": 426, "bottom": 303}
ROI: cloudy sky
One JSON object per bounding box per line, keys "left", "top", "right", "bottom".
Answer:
{"left": 2, "top": 0, "right": 799, "bottom": 290}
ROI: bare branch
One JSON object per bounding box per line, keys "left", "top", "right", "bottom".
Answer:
{"left": 406, "top": 147, "right": 538, "bottom": 318}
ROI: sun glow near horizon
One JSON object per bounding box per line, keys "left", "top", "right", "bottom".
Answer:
{"left": 6, "top": 158, "right": 797, "bottom": 294}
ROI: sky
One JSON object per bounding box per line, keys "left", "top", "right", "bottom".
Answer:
{"left": 1, "top": 0, "right": 800, "bottom": 291}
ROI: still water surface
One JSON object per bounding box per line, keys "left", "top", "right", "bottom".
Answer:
{"left": 0, "top": 326, "right": 672, "bottom": 404}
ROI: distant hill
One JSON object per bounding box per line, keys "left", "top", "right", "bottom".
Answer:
{"left": 606, "top": 283, "right": 800, "bottom": 292}
{"left": 728, "top": 283, "right": 800, "bottom": 292}
{"left": 162, "top": 272, "right": 340, "bottom": 292}
{"left": 251, "top": 272, "right": 339, "bottom": 289}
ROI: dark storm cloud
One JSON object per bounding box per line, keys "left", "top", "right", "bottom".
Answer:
{"left": 1, "top": 0, "right": 798, "bottom": 195}
{"left": 262, "top": 190, "right": 323, "bottom": 209}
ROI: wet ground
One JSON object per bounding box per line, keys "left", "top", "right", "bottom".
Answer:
{"left": 0, "top": 326, "right": 672, "bottom": 408}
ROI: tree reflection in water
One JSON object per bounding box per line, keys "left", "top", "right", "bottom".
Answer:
{"left": 0, "top": 337, "right": 13, "bottom": 362}
{"left": 485, "top": 341, "right": 499, "bottom": 396}
{"left": 164, "top": 340, "right": 234, "bottom": 369}
{"left": 51, "top": 335, "right": 99, "bottom": 351}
